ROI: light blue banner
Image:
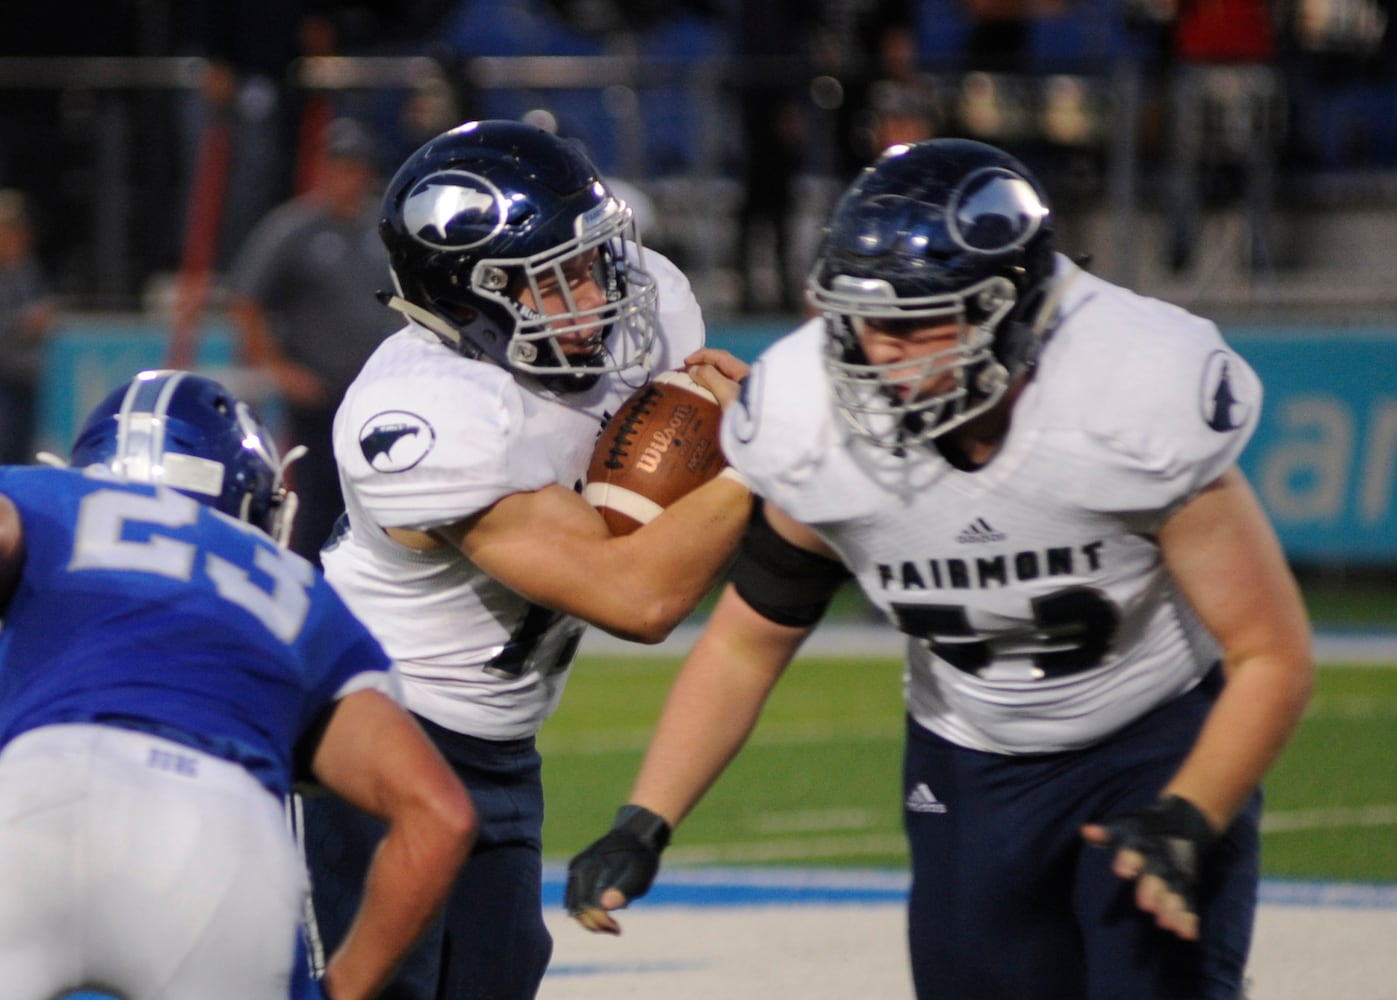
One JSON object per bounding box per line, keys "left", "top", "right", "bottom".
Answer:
{"left": 711, "top": 322, "right": 1397, "bottom": 565}
{"left": 1227, "top": 328, "right": 1397, "bottom": 563}
{"left": 36, "top": 320, "right": 235, "bottom": 457}
{"left": 36, "top": 319, "right": 1397, "bottom": 565}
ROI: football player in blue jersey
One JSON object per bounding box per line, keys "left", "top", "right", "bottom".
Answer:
{"left": 0, "top": 370, "right": 476, "bottom": 1000}
{"left": 298, "top": 120, "right": 752, "bottom": 1000}
{"left": 566, "top": 139, "right": 1314, "bottom": 999}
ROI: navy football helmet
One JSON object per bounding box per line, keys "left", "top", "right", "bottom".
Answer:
{"left": 378, "top": 120, "right": 659, "bottom": 391}
{"left": 69, "top": 370, "right": 297, "bottom": 544}
{"left": 809, "top": 138, "right": 1057, "bottom": 450}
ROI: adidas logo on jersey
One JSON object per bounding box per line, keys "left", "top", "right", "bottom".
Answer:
{"left": 956, "top": 518, "right": 1005, "bottom": 544}
{"left": 905, "top": 783, "right": 948, "bottom": 814}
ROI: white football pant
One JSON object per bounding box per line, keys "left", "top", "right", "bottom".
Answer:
{"left": 0, "top": 724, "right": 309, "bottom": 999}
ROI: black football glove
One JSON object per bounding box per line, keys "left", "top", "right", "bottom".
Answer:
{"left": 1092, "top": 794, "right": 1217, "bottom": 913}
{"left": 565, "top": 804, "right": 672, "bottom": 916}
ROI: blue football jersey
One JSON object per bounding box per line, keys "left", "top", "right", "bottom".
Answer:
{"left": 0, "top": 466, "right": 395, "bottom": 796}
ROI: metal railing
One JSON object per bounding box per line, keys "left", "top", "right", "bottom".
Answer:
{"left": 3, "top": 52, "right": 1373, "bottom": 318}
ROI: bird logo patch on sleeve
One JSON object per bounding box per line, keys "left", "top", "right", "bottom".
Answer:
{"left": 359, "top": 411, "right": 436, "bottom": 472}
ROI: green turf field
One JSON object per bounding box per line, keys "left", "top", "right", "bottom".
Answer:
{"left": 540, "top": 651, "right": 1397, "bottom": 883}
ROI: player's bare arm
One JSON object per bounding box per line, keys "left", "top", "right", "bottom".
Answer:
{"left": 569, "top": 585, "right": 812, "bottom": 934}
{"left": 620, "top": 502, "right": 837, "bottom": 827}
{"left": 381, "top": 351, "right": 754, "bottom": 642}
{"left": 312, "top": 690, "right": 477, "bottom": 1000}
{"left": 1082, "top": 467, "right": 1313, "bottom": 940}
{"left": 1154, "top": 468, "right": 1313, "bottom": 830}
{"left": 0, "top": 495, "right": 24, "bottom": 608}
{"left": 568, "top": 502, "right": 840, "bottom": 933}
{"left": 437, "top": 474, "right": 751, "bottom": 643}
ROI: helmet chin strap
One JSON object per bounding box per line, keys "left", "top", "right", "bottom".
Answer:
{"left": 1027, "top": 259, "right": 1082, "bottom": 342}
{"left": 992, "top": 257, "right": 1082, "bottom": 378}
{"left": 383, "top": 294, "right": 467, "bottom": 353}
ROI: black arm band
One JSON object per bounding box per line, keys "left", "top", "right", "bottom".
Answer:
{"left": 291, "top": 700, "right": 339, "bottom": 789}
{"left": 729, "top": 500, "right": 851, "bottom": 628}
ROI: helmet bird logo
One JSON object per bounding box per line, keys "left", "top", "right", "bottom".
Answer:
{"left": 402, "top": 172, "right": 506, "bottom": 250}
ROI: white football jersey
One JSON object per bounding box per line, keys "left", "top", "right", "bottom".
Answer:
{"left": 722, "top": 256, "right": 1262, "bottom": 754}
{"left": 323, "top": 249, "right": 705, "bottom": 739}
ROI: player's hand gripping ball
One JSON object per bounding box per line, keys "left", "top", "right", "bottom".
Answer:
{"left": 584, "top": 370, "right": 726, "bottom": 535}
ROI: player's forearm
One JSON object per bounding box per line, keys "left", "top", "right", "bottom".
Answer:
{"left": 609, "top": 476, "right": 753, "bottom": 640}
{"left": 461, "top": 479, "right": 751, "bottom": 644}
{"left": 628, "top": 665, "right": 766, "bottom": 826}
{"left": 631, "top": 591, "right": 805, "bottom": 826}
{"left": 528, "top": 476, "right": 752, "bottom": 644}
{"left": 323, "top": 810, "right": 473, "bottom": 1000}
{"left": 1162, "top": 648, "right": 1313, "bottom": 830}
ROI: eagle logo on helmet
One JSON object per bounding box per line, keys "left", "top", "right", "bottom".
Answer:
{"left": 402, "top": 171, "right": 507, "bottom": 250}
{"left": 949, "top": 167, "right": 1050, "bottom": 254}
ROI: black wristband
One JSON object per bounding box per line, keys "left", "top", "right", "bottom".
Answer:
{"left": 1156, "top": 794, "right": 1217, "bottom": 848}
{"left": 614, "top": 804, "right": 672, "bottom": 851}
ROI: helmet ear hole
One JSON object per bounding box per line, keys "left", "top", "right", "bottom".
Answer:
{"left": 433, "top": 299, "right": 480, "bottom": 328}
{"left": 479, "top": 265, "right": 508, "bottom": 292}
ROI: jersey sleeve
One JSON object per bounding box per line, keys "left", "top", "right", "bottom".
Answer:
{"left": 1042, "top": 282, "right": 1264, "bottom": 524}
{"left": 720, "top": 321, "right": 848, "bottom": 521}
{"left": 335, "top": 355, "right": 558, "bottom": 530}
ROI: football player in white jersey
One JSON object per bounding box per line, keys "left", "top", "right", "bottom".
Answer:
{"left": 300, "top": 121, "right": 752, "bottom": 999}
{"left": 566, "top": 139, "right": 1313, "bottom": 999}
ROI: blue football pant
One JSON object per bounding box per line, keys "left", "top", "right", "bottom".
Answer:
{"left": 300, "top": 717, "right": 551, "bottom": 1000}
{"left": 903, "top": 674, "right": 1260, "bottom": 1000}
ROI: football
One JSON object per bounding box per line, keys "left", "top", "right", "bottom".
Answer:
{"left": 584, "top": 370, "right": 726, "bottom": 535}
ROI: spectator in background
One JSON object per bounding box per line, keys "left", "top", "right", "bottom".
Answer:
{"left": 0, "top": 191, "right": 58, "bottom": 466}
{"left": 734, "top": 0, "right": 809, "bottom": 314}
{"left": 228, "top": 117, "right": 399, "bottom": 565}
{"left": 176, "top": 0, "right": 311, "bottom": 267}
{"left": 810, "top": 0, "right": 919, "bottom": 179}
{"left": 960, "top": 0, "right": 1070, "bottom": 72}
{"left": 1162, "top": 0, "right": 1279, "bottom": 273}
